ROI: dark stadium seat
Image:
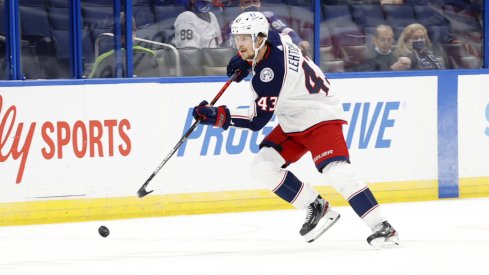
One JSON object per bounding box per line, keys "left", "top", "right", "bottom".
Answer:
{"left": 289, "top": 4, "right": 314, "bottom": 32}
{"left": 382, "top": 4, "right": 416, "bottom": 27}
{"left": 413, "top": 5, "right": 449, "bottom": 27}
{"left": 331, "top": 26, "right": 364, "bottom": 46}
{"left": 82, "top": 28, "right": 96, "bottom": 68}
{"left": 320, "top": 45, "right": 336, "bottom": 61}
{"left": 320, "top": 59, "right": 345, "bottom": 73}
{"left": 19, "top": 0, "right": 46, "bottom": 6}
{"left": 153, "top": 4, "right": 186, "bottom": 31}
{"left": 48, "top": 0, "right": 69, "bottom": 7}
{"left": 133, "top": 0, "right": 153, "bottom": 4}
{"left": 83, "top": 0, "right": 113, "bottom": 6}
{"left": 48, "top": 6, "right": 70, "bottom": 30}
{"left": 20, "top": 5, "right": 60, "bottom": 78}
{"left": 20, "top": 6, "right": 51, "bottom": 37}
{"left": 154, "top": 48, "right": 176, "bottom": 76}
{"left": 136, "top": 26, "right": 167, "bottom": 43}
{"left": 321, "top": 5, "right": 356, "bottom": 29}
{"left": 428, "top": 25, "right": 453, "bottom": 44}
{"left": 132, "top": 4, "right": 155, "bottom": 27}
{"left": 201, "top": 47, "right": 235, "bottom": 76}
{"left": 319, "top": 24, "right": 333, "bottom": 46}
{"left": 449, "top": 55, "right": 482, "bottom": 69}
{"left": 443, "top": 41, "right": 468, "bottom": 57}
{"left": 261, "top": 4, "right": 292, "bottom": 26}
{"left": 443, "top": 4, "right": 481, "bottom": 32}
{"left": 331, "top": 26, "right": 367, "bottom": 71}
{"left": 0, "top": 5, "right": 5, "bottom": 35}
{"left": 83, "top": 6, "right": 114, "bottom": 29}
{"left": 351, "top": 4, "right": 385, "bottom": 28}
{"left": 223, "top": 6, "right": 242, "bottom": 28}
{"left": 177, "top": 47, "right": 204, "bottom": 76}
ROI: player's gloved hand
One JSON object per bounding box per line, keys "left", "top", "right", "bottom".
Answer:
{"left": 192, "top": 100, "right": 231, "bottom": 130}
{"left": 227, "top": 55, "right": 251, "bottom": 82}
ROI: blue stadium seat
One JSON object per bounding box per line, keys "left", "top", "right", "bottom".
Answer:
{"left": 289, "top": 4, "right": 314, "bottom": 31}
{"left": 222, "top": 5, "right": 242, "bottom": 27}
{"left": 20, "top": 6, "right": 51, "bottom": 37}
{"left": 178, "top": 47, "right": 204, "bottom": 76}
{"left": 201, "top": 47, "right": 235, "bottom": 76}
{"left": 261, "top": 4, "right": 292, "bottom": 26}
{"left": 443, "top": 4, "right": 481, "bottom": 32}
{"left": 48, "top": 7, "right": 70, "bottom": 30}
{"left": 319, "top": 24, "right": 332, "bottom": 46}
{"left": 133, "top": 0, "right": 153, "bottom": 4}
{"left": 331, "top": 26, "right": 364, "bottom": 46}
{"left": 154, "top": 4, "right": 186, "bottom": 30}
{"left": 48, "top": 0, "right": 69, "bottom": 7}
{"left": 50, "top": 29, "right": 70, "bottom": 59}
{"left": 136, "top": 26, "right": 166, "bottom": 43}
{"left": 382, "top": 4, "right": 416, "bottom": 27}
{"left": 284, "top": 0, "right": 312, "bottom": 5}
{"left": 83, "top": 6, "right": 114, "bottom": 29}
{"left": 330, "top": 26, "right": 366, "bottom": 71}
{"left": 351, "top": 4, "right": 384, "bottom": 27}
{"left": 132, "top": 4, "right": 156, "bottom": 27}
{"left": 83, "top": 0, "right": 113, "bottom": 6}
{"left": 413, "top": 5, "right": 449, "bottom": 27}
{"left": 0, "top": 5, "right": 5, "bottom": 35}
{"left": 82, "top": 28, "right": 95, "bottom": 65}
{"left": 322, "top": 5, "right": 356, "bottom": 29}
{"left": 428, "top": 25, "right": 453, "bottom": 44}
{"left": 19, "top": 0, "right": 46, "bottom": 6}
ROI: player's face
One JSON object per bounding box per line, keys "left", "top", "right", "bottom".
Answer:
{"left": 234, "top": 34, "right": 255, "bottom": 60}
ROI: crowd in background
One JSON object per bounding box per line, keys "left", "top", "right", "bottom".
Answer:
{"left": 0, "top": 0, "right": 484, "bottom": 79}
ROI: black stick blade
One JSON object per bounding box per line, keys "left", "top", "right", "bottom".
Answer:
{"left": 137, "top": 185, "right": 153, "bottom": 198}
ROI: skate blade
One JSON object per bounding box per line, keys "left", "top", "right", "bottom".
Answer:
{"left": 303, "top": 210, "right": 341, "bottom": 243}
{"left": 369, "top": 235, "right": 401, "bottom": 248}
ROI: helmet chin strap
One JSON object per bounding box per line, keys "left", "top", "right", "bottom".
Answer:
{"left": 249, "top": 35, "right": 267, "bottom": 72}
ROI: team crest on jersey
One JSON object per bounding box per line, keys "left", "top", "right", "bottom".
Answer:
{"left": 260, "top": 68, "right": 274, "bottom": 82}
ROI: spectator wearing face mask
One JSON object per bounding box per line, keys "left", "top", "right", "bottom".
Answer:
{"left": 362, "top": 24, "right": 398, "bottom": 71}
{"left": 391, "top": 23, "right": 442, "bottom": 70}
{"left": 173, "top": 0, "right": 223, "bottom": 48}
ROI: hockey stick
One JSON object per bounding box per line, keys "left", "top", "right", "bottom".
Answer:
{"left": 137, "top": 72, "right": 240, "bottom": 198}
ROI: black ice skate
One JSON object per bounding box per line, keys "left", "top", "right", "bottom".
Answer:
{"left": 367, "top": 221, "right": 400, "bottom": 248}
{"left": 300, "top": 196, "right": 340, "bottom": 243}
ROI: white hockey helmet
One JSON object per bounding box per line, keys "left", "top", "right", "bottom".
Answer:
{"left": 231, "top": 12, "right": 269, "bottom": 44}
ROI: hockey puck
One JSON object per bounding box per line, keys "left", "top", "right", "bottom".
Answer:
{"left": 98, "top": 225, "right": 110, "bottom": 237}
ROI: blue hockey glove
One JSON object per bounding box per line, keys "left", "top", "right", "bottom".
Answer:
{"left": 192, "top": 100, "right": 231, "bottom": 130}
{"left": 227, "top": 55, "right": 251, "bottom": 82}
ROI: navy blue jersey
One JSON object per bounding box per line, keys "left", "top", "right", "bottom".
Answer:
{"left": 229, "top": 32, "right": 346, "bottom": 134}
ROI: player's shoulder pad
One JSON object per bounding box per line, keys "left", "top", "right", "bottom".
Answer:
{"left": 267, "top": 30, "right": 282, "bottom": 48}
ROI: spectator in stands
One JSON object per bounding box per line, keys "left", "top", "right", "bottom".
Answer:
{"left": 363, "top": 24, "right": 400, "bottom": 71}
{"left": 173, "top": 0, "right": 223, "bottom": 48}
{"left": 225, "top": 0, "right": 310, "bottom": 56}
{"left": 391, "top": 23, "right": 442, "bottom": 70}
{"left": 89, "top": 13, "right": 160, "bottom": 78}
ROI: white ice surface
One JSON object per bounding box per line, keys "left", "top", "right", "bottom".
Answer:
{"left": 1, "top": 198, "right": 488, "bottom": 275}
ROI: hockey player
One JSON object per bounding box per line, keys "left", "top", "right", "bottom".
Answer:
{"left": 173, "top": 0, "right": 223, "bottom": 48}
{"left": 192, "top": 12, "right": 400, "bottom": 247}
{"left": 224, "top": 0, "right": 310, "bottom": 56}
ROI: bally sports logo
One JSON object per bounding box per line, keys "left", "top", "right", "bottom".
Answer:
{"left": 0, "top": 95, "right": 131, "bottom": 184}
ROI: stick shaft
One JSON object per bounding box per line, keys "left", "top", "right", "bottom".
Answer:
{"left": 138, "top": 72, "right": 239, "bottom": 196}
